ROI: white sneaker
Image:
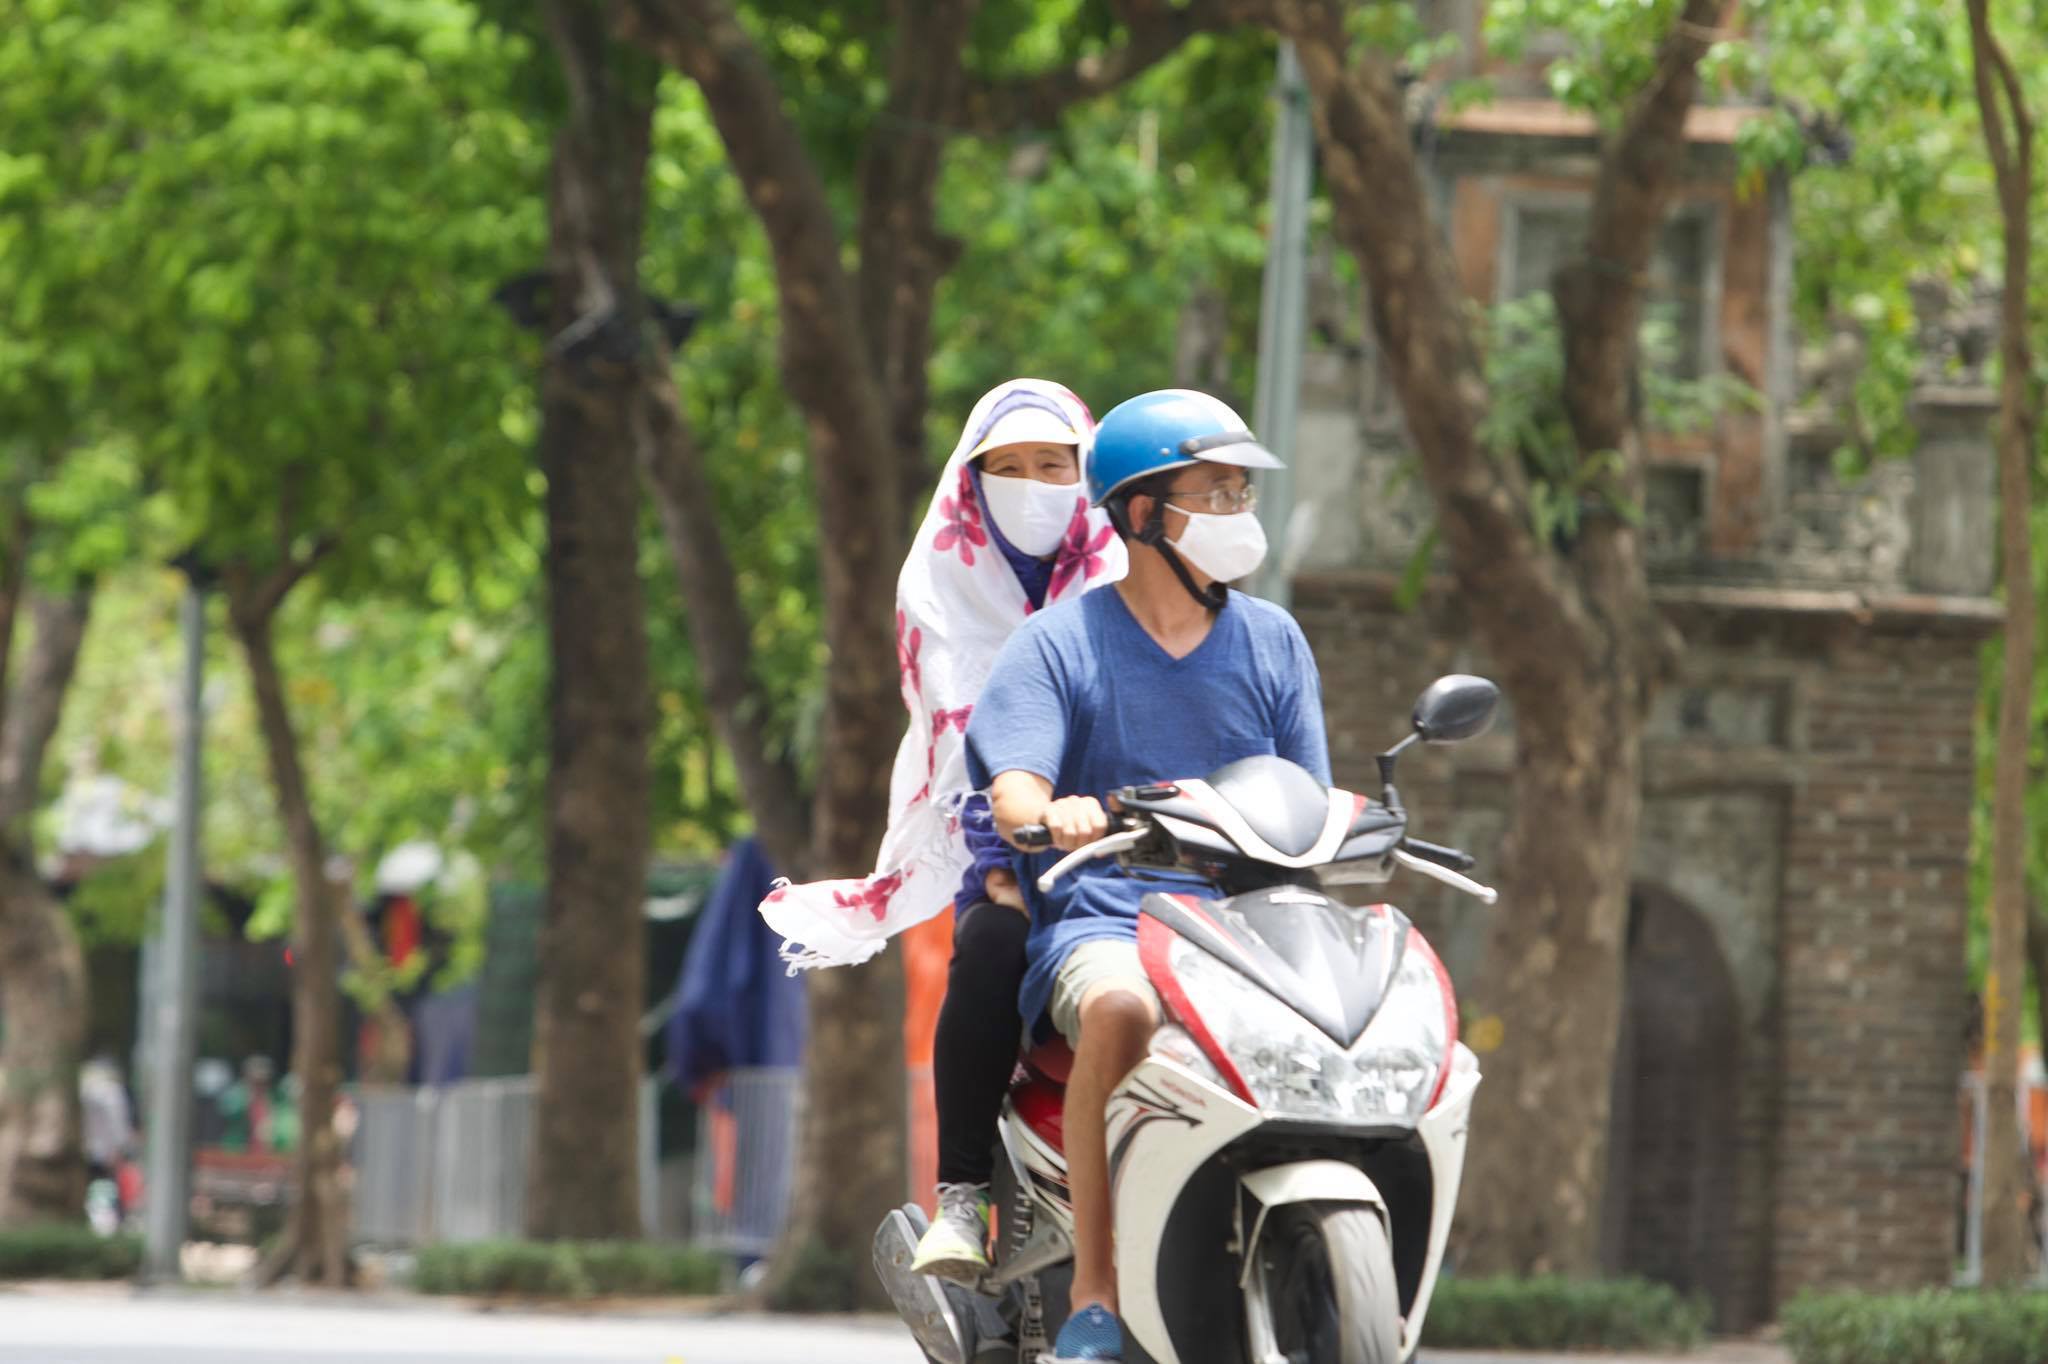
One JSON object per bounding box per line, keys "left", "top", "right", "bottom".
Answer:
{"left": 909, "top": 1182, "right": 991, "bottom": 1284}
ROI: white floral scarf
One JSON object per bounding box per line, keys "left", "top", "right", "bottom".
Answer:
{"left": 760, "top": 378, "right": 1126, "bottom": 969}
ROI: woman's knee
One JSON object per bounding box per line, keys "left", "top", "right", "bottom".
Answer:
{"left": 953, "top": 900, "right": 1030, "bottom": 969}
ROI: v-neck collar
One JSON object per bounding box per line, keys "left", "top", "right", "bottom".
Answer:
{"left": 1107, "top": 584, "right": 1229, "bottom": 665}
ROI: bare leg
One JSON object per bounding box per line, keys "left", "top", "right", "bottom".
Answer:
{"left": 1064, "top": 985, "right": 1158, "bottom": 1315}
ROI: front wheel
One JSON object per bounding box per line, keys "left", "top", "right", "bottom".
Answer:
{"left": 1258, "top": 1201, "right": 1402, "bottom": 1364}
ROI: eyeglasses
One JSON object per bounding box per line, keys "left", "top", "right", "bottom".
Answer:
{"left": 1164, "top": 483, "right": 1259, "bottom": 516}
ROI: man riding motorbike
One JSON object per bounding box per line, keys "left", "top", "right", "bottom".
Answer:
{"left": 965, "top": 389, "right": 1329, "bottom": 1364}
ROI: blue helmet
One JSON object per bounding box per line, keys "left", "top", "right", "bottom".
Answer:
{"left": 1087, "top": 389, "right": 1284, "bottom": 507}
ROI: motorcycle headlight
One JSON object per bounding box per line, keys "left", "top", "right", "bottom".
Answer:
{"left": 1164, "top": 934, "right": 1445, "bottom": 1124}
{"left": 1149, "top": 1023, "right": 1228, "bottom": 1090}
{"left": 1352, "top": 941, "right": 1452, "bottom": 1118}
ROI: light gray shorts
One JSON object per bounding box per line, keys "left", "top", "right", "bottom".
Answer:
{"left": 1047, "top": 939, "right": 1161, "bottom": 1046}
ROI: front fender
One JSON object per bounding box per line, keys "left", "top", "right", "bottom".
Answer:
{"left": 1241, "top": 1158, "right": 1387, "bottom": 1214}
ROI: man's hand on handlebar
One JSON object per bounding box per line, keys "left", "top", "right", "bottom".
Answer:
{"left": 1042, "top": 795, "right": 1109, "bottom": 851}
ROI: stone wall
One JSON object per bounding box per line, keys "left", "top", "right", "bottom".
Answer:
{"left": 1277, "top": 99, "right": 2003, "bottom": 1319}
{"left": 1293, "top": 575, "right": 1994, "bottom": 1320}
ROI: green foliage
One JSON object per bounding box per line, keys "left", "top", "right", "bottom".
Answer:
{"left": 1759, "top": 0, "right": 2047, "bottom": 468}
{"left": 1486, "top": 0, "right": 1711, "bottom": 119}
{"left": 46, "top": 563, "right": 539, "bottom": 970}
{"left": 410, "top": 1239, "right": 725, "bottom": 1299}
{"left": 1477, "top": 293, "right": 1755, "bottom": 544}
{"left": 636, "top": 22, "right": 1288, "bottom": 842}
{"left": 934, "top": 32, "right": 1276, "bottom": 426}
{"left": 761, "top": 1236, "right": 859, "bottom": 1313}
{"left": 62, "top": 844, "right": 167, "bottom": 949}
{"left": 0, "top": 1224, "right": 142, "bottom": 1281}
{"left": 641, "top": 80, "right": 823, "bottom": 828}
{"left": 1781, "top": 1289, "right": 2048, "bottom": 1364}
{"left": 1422, "top": 1274, "right": 1709, "bottom": 1351}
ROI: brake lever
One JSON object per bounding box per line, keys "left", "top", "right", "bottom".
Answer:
{"left": 1035, "top": 827, "right": 1149, "bottom": 894}
{"left": 1392, "top": 848, "right": 1498, "bottom": 905}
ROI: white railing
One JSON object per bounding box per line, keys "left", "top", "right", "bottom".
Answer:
{"left": 690, "top": 1068, "right": 800, "bottom": 1257}
{"left": 1954, "top": 1072, "right": 2048, "bottom": 1286}
{"left": 351, "top": 1075, "right": 657, "bottom": 1246}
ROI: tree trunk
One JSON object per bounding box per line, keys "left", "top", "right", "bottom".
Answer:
{"left": 854, "top": 0, "right": 978, "bottom": 520}
{"left": 228, "top": 584, "right": 349, "bottom": 1286}
{"left": 620, "top": 0, "right": 1259, "bottom": 1305}
{"left": 524, "top": 0, "right": 656, "bottom": 1242}
{"left": 635, "top": 377, "right": 811, "bottom": 878}
{"left": 1264, "top": 0, "right": 1712, "bottom": 1272}
{"left": 0, "top": 589, "right": 93, "bottom": 1225}
{"left": 1966, "top": 0, "right": 2039, "bottom": 1285}
{"left": 625, "top": 0, "right": 909, "bottom": 1305}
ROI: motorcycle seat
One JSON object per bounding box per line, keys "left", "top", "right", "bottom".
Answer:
{"left": 1022, "top": 1037, "right": 1074, "bottom": 1086}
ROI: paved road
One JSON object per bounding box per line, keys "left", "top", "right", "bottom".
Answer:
{"left": 0, "top": 1285, "right": 1791, "bottom": 1364}
{"left": 0, "top": 1288, "right": 925, "bottom": 1364}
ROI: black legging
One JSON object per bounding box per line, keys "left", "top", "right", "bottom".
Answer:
{"left": 934, "top": 898, "right": 1032, "bottom": 1187}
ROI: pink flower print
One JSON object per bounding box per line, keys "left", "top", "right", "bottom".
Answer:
{"left": 896, "top": 610, "right": 924, "bottom": 699}
{"left": 1050, "top": 518, "right": 1116, "bottom": 600}
{"left": 933, "top": 466, "right": 988, "bottom": 566}
{"left": 834, "top": 871, "right": 906, "bottom": 923}
{"left": 926, "top": 705, "right": 974, "bottom": 777}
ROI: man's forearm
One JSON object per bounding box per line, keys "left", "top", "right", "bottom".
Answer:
{"left": 989, "top": 770, "right": 1055, "bottom": 843}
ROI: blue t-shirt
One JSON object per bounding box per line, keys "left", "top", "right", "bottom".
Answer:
{"left": 965, "top": 586, "right": 1331, "bottom": 1030}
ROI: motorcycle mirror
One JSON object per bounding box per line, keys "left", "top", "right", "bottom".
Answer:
{"left": 1411, "top": 674, "right": 1500, "bottom": 744}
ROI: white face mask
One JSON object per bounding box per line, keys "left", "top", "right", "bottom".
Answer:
{"left": 979, "top": 473, "right": 1084, "bottom": 557}
{"left": 1168, "top": 508, "right": 1268, "bottom": 583}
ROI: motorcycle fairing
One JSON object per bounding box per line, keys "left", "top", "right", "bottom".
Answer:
{"left": 1106, "top": 1056, "right": 1262, "bottom": 1364}
{"left": 1401, "top": 1042, "right": 1480, "bottom": 1359}
{"left": 1141, "top": 889, "right": 1411, "bottom": 1048}
{"left": 1117, "top": 757, "right": 1403, "bottom": 870}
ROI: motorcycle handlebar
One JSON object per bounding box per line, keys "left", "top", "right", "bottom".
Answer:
{"left": 1401, "top": 837, "right": 1476, "bottom": 873}
{"left": 1009, "top": 824, "right": 1053, "bottom": 851}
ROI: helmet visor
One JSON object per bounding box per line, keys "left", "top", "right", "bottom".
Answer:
{"left": 1178, "top": 429, "right": 1284, "bottom": 468}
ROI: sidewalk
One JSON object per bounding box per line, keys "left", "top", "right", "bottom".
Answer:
{"left": 1430, "top": 1344, "right": 1790, "bottom": 1364}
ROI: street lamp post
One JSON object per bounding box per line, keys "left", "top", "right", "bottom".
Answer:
{"left": 142, "top": 576, "right": 206, "bottom": 1281}
{"left": 1252, "top": 43, "right": 1314, "bottom": 610}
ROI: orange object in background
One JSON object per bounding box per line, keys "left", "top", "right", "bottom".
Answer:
{"left": 902, "top": 913, "right": 954, "bottom": 1215}
{"left": 708, "top": 1102, "right": 739, "bottom": 1217}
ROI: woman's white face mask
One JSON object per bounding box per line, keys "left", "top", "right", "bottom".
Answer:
{"left": 1167, "top": 508, "right": 1269, "bottom": 583}
{"left": 980, "top": 473, "right": 1084, "bottom": 557}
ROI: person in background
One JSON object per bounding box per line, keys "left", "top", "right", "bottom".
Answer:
{"left": 80, "top": 1055, "right": 136, "bottom": 1219}
{"left": 217, "top": 1054, "right": 276, "bottom": 1153}
{"left": 759, "top": 378, "right": 1128, "bottom": 1282}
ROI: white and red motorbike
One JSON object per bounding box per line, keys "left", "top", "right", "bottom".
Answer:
{"left": 876, "top": 675, "right": 1502, "bottom": 1364}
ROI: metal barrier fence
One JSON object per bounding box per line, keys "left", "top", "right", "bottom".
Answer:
{"left": 352, "top": 1075, "right": 656, "bottom": 1246}
{"left": 1955, "top": 1072, "right": 2048, "bottom": 1286}
{"left": 691, "top": 1068, "right": 801, "bottom": 1257}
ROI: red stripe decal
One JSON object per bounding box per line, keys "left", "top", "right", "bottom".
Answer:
{"left": 1139, "top": 915, "right": 1254, "bottom": 1104}
{"left": 1409, "top": 932, "right": 1458, "bottom": 1111}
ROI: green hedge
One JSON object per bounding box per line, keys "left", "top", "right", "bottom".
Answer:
{"left": 1782, "top": 1289, "right": 2048, "bottom": 1364}
{"left": 410, "top": 1239, "right": 724, "bottom": 1299}
{"left": 0, "top": 1223, "right": 142, "bottom": 1280}
{"left": 1422, "top": 1274, "right": 1709, "bottom": 1351}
